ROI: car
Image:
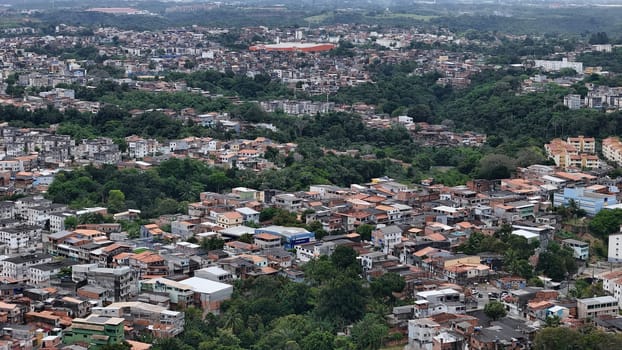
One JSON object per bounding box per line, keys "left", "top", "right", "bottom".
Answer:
{"left": 488, "top": 292, "right": 499, "bottom": 299}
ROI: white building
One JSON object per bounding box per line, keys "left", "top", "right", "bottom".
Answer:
{"left": 0, "top": 253, "right": 53, "bottom": 281}
{"left": 608, "top": 233, "right": 622, "bottom": 262}
{"left": 534, "top": 58, "right": 583, "bottom": 73}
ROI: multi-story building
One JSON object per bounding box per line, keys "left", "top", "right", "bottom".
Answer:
{"left": 553, "top": 187, "right": 617, "bottom": 216}
{"left": 295, "top": 241, "right": 336, "bottom": 263}
{"left": 0, "top": 225, "right": 42, "bottom": 253}
{"left": 564, "top": 94, "right": 582, "bottom": 110}
{"left": 72, "top": 264, "right": 133, "bottom": 303}
{"left": 62, "top": 315, "right": 125, "bottom": 348}
{"left": 0, "top": 253, "right": 53, "bottom": 281}
{"left": 545, "top": 136, "right": 599, "bottom": 170}
{"left": 534, "top": 58, "right": 583, "bottom": 73}
{"left": 371, "top": 225, "right": 403, "bottom": 254}
{"left": 577, "top": 296, "right": 618, "bottom": 319}
{"left": 140, "top": 277, "right": 195, "bottom": 307}
{"left": 217, "top": 211, "right": 244, "bottom": 229}
{"left": 603, "top": 137, "right": 622, "bottom": 166}
{"left": 253, "top": 233, "right": 282, "bottom": 250}
{"left": 91, "top": 301, "right": 184, "bottom": 338}
{"left": 28, "top": 259, "right": 74, "bottom": 286}
{"left": 608, "top": 233, "right": 622, "bottom": 262}
{"left": 562, "top": 238, "right": 589, "bottom": 260}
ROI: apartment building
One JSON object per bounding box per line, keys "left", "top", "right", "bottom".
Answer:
{"left": 0, "top": 253, "right": 53, "bottom": 281}
{"left": 545, "top": 136, "right": 599, "bottom": 170}
{"left": 608, "top": 233, "right": 622, "bottom": 262}
{"left": 72, "top": 264, "right": 133, "bottom": 303}
{"left": 603, "top": 137, "right": 622, "bottom": 166}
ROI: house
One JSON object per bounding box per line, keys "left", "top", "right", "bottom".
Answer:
{"left": 562, "top": 239, "right": 589, "bottom": 260}
{"left": 253, "top": 233, "right": 282, "bottom": 249}
{"left": 371, "top": 225, "right": 403, "bottom": 254}
{"left": 217, "top": 211, "right": 243, "bottom": 229}
{"left": 234, "top": 207, "right": 260, "bottom": 224}
{"left": 62, "top": 315, "right": 125, "bottom": 347}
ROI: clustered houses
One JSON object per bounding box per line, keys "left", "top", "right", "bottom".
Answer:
{"left": 1, "top": 160, "right": 622, "bottom": 349}
{"left": 0, "top": 124, "right": 298, "bottom": 199}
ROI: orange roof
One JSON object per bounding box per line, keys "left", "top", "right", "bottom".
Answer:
{"left": 221, "top": 211, "right": 243, "bottom": 220}
{"left": 426, "top": 233, "right": 447, "bottom": 242}
{"left": 73, "top": 229, "right": 104, "bottom": 236}
{"left": 254, "top": 233, "right": 281, "bottom": 241}
{"left": 414, "top": 246, "right": 438, "bottom": 257}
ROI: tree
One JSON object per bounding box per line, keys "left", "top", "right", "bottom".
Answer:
{"left": 315, "top": 275, "right": 366, "bottom": 326}
{"left": 477, "top": 154, "right": 516, "bottom": 179}
{"left": 330, "top": 246, "right": 360, "bottom": 272}
{"left": 300, "top": 331, "right": 334, "bottom": 350}
{"left": 201, "top": 236, "right": 225, "bottom": 251}
{"left": 370, "top": 273, "right": 406, "bottom": 304}
{"left": 484, "top": 301, "right": 507, "bottom": 321}
{"left": 107, "top": 189, "right": 126, "bottom": 214}
{"left": 356, "top": 224, "right": 374, "bottom": 241}
{"left": 589, "top": 208, "right": 622, "bottom": 239}
{"left": 64, "top": 216, "right": 77, "bottom": 230}
{"left": 350, "top": 314, "right": 389, "bottom": 350}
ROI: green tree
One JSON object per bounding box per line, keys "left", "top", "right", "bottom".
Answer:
{"left": 201, "top": 236, "right": 225, "bottom": 251}
{"left": 64, "top": 216, "right": 77, "bottom": 230}
{"left": 589, "top": 208, "right": 622, "bottom": 239}
{"left": 107, "top": 189, "right": 126, "bottom": 214}
{"left": 350, "top": 313, "right": 389, "bottom": 350}
{"left": 370, "top": 273, "right": 406, "bottom": 304}
{"left": 315, "top": 275, "right": 366, "bottom": 326}
{"left": 356, "top": 224, "right": 374, "bottom": 241}
{"left": 330, "top": 245, "right": 360, "bottom": 272}
{"left": 484, "top": 301, "right": 507, "bottom": 321}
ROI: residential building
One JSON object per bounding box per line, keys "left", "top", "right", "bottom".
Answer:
{"left": 177, "top": 276, "right": 234, "bottom": 314}
{"left": 610, "top": 233, "right": 622, "bottom": 263}
{"left": 562, "top": 238, "right": 589, "bottom": 260}
{"left": 0, "top": 253, "right": 53, "bottom": 281}
{"left": 217, "top": 211, "right": 244, "bottom": 229}
{"left": 234, "top": 207, "right": 260, "bottom": 224}
{"left": 72, "top": 264, "right": 133, "bottom": 303}
{"left": 564, "top": 94, "right": 582, "bottom": 110}
{"left": 295, "top": 241, "right": 336, "bottom": 263}
{"left": 140, "top": 278, "right": 194, "bottom": 307}
{"left": 534, "top": 58, "right": 583, "bottom": 73}
{"left": 62, "top": 315, "right": 125, "bottom": 348}
{"left": 91, "top": 301, "right": 184, "bottom": 338}
{"left": 603, "top": 137, "right": 622, "bottom": 166}
{"left": 577, "top": 296, "right": 618, "bottom": 319}
{"left": 371, "top": 225, "right": 403, "bottom": 254}
{"left": 253, "top": 233, "right": 282, "bottom": 249}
